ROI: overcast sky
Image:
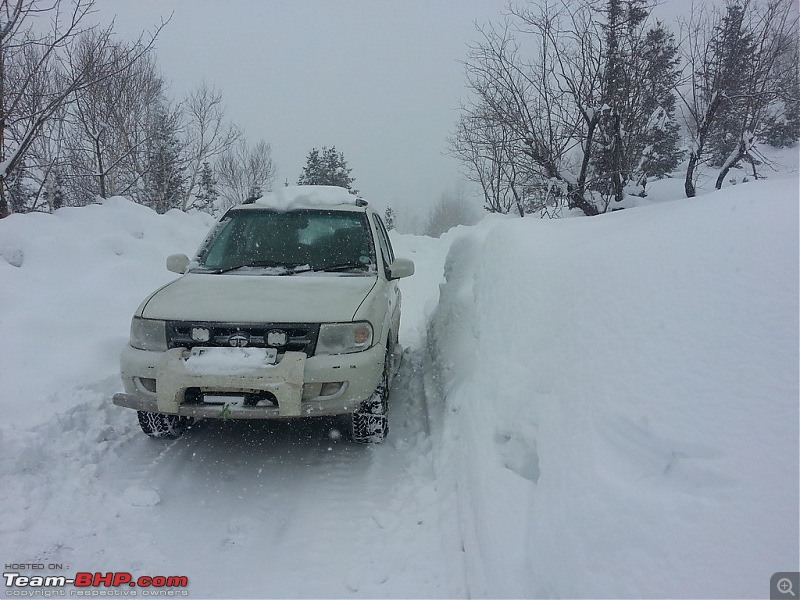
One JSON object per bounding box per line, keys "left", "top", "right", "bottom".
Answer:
{"left": 92, "top": 0, "right": 704, "bottom": 222}
{"left": 92, "top": 0, "right": 514, "bottom": 220}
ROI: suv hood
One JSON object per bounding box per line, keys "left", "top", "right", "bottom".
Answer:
{"left": 140, "top": 273, "right": 377, "bottom": 323}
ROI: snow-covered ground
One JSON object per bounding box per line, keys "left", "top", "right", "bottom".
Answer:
{"left": 1, "top": 171, "right": 798, "bottom": 598}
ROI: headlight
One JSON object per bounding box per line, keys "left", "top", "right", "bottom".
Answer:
{"left": 130, "top": 317, "right": 167, "bottom": 352}
{"left": 317, "top": 322, "right": 373, "bottom": 354}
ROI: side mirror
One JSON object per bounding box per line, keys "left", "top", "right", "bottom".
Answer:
{"left": 388, "top": 257, "right": 415, "bottom": 280}
{"left": 166, "top": 253, "right": 190, "bottom": 274}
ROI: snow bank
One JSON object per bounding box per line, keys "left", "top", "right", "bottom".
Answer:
{"left": 0, "top": 197, "right": 213, "bottom": 429}
{"left": 427, "top": 177, "right": 800, "bottom": 598}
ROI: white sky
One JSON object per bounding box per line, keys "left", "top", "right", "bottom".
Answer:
{"left": 92, "top": 0, "right": 512, "bottom": 220}
{"left": 92, "top": 0, "right": 699, "bottom": 221}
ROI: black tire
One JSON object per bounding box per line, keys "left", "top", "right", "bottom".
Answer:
{"left": 137, "top": 411, "right": 193, "bottom": 439}
{"left": 351, "top": 350, "right": 391, "bottom": 444}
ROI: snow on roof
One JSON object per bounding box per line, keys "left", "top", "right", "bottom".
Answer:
{"left": 254, "top": 185, "right": 361, "bottom": 210}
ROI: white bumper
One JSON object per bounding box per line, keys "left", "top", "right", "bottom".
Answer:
{"left": 116, "top": 343, "right": 387, "bottom": 419}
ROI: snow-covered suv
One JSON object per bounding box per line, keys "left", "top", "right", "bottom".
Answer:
{"left": 113, "top": 186, "right": 414, "bottom": 443}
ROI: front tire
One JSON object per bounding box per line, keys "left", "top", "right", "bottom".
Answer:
{"left": 137, "top": 411, "right": 193, "bottom": 439}
{"left": 351, "top": 351, "right": 391, "bottom": 444}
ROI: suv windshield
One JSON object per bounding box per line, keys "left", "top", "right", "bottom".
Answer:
{"left": 193, "top": 209, "right": 376, "bottom": 274}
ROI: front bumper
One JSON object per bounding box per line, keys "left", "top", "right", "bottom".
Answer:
{"left": 115, "top": 343, "right": 386, "bottom": 419}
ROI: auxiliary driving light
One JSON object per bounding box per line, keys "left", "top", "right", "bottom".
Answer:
{"left": 191, "top": 327, "right": 211, "bottom": 342}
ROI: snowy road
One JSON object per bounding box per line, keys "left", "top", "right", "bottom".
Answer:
{"left": 3, "top": 349, "right": 466, "bottom": 598}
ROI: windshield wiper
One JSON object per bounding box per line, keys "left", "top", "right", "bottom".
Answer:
{"left": 206, "top": 261, "right": 302, "bottom": 274}
{"left": 317, "top": 262, "right": 369, "bottom": 272}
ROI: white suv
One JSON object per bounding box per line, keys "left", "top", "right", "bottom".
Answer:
{"left": 113, "top": 186, "right": 414, "bottom": 443}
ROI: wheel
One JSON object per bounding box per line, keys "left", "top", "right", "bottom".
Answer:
{"left": 137, "top": 410, "right": 193, "bottom": 439}
{"left": 351, "top": 411, "right": 388, "bottom": 443}
{"left": 351, "top": 350, "right": 391, "bottom": 444}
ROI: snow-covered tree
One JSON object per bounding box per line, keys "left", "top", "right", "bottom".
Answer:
{"left": 760, "top": 32, "right": 800, "bottom": 148}
{"left": 143, "top": 102, "right": 185, "bottom": 214}
{"left": 384, "top": 206, "right": 396, "bottom": 230}
{"left": 679, "top": 0, "right": 798, "bottom": 195}
{"left": 193, "top": 161, "right": 218, "bottom": 212}
{"left": 631, "top": 24, "right": 684, "bottom": 191}
{"left": 591, "top": 3, "right": 684, "bottom": 202}
{"left": 704, "top": 3, "right": 758, "bottom": 167}
{"left": 297, "top": 146, "right": 357, "bottom": 192}
{"left": 453, "top": 0, "right": 683, "bottom": 216}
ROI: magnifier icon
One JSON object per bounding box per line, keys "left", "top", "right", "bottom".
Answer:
{"left": 778, "top": 578, "right": 796, "bottom": 597}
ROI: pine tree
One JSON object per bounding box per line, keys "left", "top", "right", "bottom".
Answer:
{"left": 704, "top": 3, "right": 757, "bottom": 166}
{"left": 384, "top": 206, "right": 396, "bottom": 230}
{"left": 6, "top": 160, "right": 33, "bottom": 213}
{"left": 46, "top": 169, "right": 66, "bottom": 210}
{"left": 297, "top": 146, "right": 357, "bottom": 192}
{"left": 761, "top": 33, "right": 800, "bottom": 148}
{"left": 636, "top": 24, "right": 684, "bottom": 185}
{"left": 593, "top": 0, "right": 655, "bottom": 202}
{"left": 193, "top": 161, "right": 218, "bottom": 211}
{"left": 144, "top": 104, "right": 185, "bottom": 214}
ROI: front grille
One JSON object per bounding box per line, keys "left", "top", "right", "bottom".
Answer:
{"left": 166, "top": 321, "right": 320, "bottom": 356}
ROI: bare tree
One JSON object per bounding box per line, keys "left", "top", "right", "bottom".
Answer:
{"left": 0, "top": 0, "right": 165, "bottom": 216}
{"left": 216, "top": 138, "right": 276, "bottom": 210}
{"left": 451, "top": 110, "right": 527, "bottom": 216}
{"left": 179, "top": 82, "right": 241, "bottom": 211}
{"left": 68, "top": 33, "right": 165, "bottom": 203}
{"left": 451, "top": 16, "right": 588, "bottom": 216}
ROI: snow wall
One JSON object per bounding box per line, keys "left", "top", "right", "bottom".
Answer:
{"left": 426, "top": 177, "right": 800, "bottom": 598}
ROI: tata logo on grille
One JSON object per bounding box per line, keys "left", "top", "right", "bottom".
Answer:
{"left": 228, "top": 332, "right": 250, "bottom": 347}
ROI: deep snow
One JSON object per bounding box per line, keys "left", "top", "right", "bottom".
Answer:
{"left": 1, "top": 173, "right": 798, "bottom": 599}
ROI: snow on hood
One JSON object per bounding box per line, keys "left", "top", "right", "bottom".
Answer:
{"left": 255, "top": 185, "right": 360, "bottom": 210}
{"left": 139, "top": 272, "right": 377, "bottom": 323}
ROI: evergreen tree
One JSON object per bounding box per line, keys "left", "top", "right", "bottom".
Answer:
{"left": 384, "top": 206, "right": 396, "bottom": 230}
{"left": 46, "top": 169, "right": 66, "bottom": 210}
{"left": 6, "top": 160, "right": 33, "bottom": 213}
{"left": 761, "top": 33, "right": 800, "bottom": 148}
{"left": 593, "top": 0, "right": 675, "bottom": 201}
{"left": 636, "top": 24, "right": 684, "bottom": 185}
{"left": 144, "top": 104, "right": 185, "bottom": 214}
{"left": 193, "top": 161, "right": 219, "bottom": 212}
{"left": 297, "top": 146, "right": 357, "bottom": 192}
{"left": 704, "top": 3, "right": 757, "bottom": 166}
